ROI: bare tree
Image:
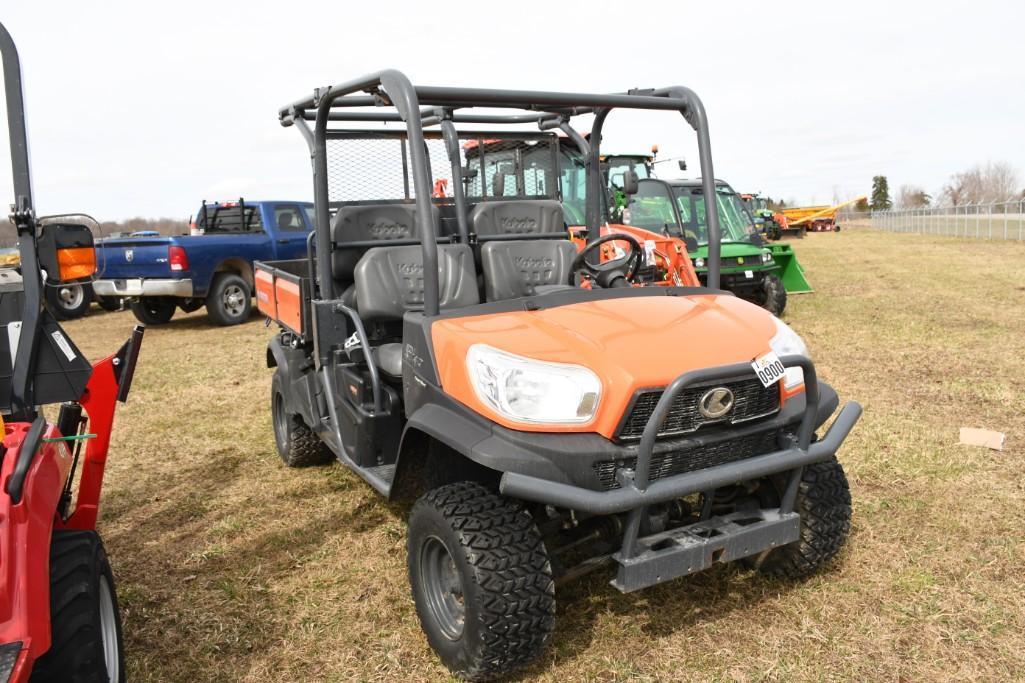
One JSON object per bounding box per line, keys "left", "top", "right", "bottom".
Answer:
{"left": 942, "top": 162, "right": 1021, "bottom": 205}
{"left": 897, "top": 184, "right": 931, "bottom": 208}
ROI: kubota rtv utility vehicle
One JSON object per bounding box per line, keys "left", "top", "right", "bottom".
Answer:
{"left": 257, "top": 74, "right": 861, "bottom": 681}
{"left": 1, "top": 23, "right": 144, "bottom": 683}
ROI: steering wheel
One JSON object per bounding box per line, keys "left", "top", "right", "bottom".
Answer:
{"left": 572, "top": 233, "right": 643, "bottom": 288}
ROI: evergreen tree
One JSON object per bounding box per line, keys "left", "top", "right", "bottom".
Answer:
{"left": 870, "top": 176, "right": 892, "bottom": 210}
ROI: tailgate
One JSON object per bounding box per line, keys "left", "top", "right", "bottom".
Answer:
{"left": 96, "top": 239, "right": 174, "bottom": 279}
{"left": 255, "top": 260, "right": 309, "bottom": 336}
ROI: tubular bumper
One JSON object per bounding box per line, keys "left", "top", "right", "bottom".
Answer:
{"left": 92, "top": 277, "right": 193, "bottom": 298}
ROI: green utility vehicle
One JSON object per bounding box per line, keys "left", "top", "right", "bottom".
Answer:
{"left": 625, "top": 178, "right": 793, "bottom": 314}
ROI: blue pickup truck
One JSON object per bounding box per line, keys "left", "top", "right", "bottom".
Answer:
{"left": 94, "top": 200, "right": 313, "bottom": 325}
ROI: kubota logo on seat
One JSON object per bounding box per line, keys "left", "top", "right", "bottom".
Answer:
{"left": 368, "top": 221, "right": 409, "bottom": 238}
{"left": 698, "top": 387, "right": 734, "bottom": 419}
{"left": 500, "top": 217, "right": 538, "bottom": 233}
{"left": 513, "top": 256, "right": 555, "bottom": 269}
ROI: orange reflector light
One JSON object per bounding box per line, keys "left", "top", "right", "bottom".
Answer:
{"left": 57, "top": 246, "right": 96, "bottom": 281}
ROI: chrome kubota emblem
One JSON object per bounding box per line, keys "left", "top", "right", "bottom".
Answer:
{"left": 124, "top": 248, "right": 134, "bottom": 263}
{"left": 698, "top": 387, "right": 734, "bottom": 419}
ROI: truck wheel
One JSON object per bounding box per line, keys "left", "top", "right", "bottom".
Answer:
{"left": 761, "top": 274, "right": 787, "bottom": 316}
{"left": 271, "top": 374, "right": 332, "bottom": 467}
{"left": 754, "top": 458, "right": 852, "bottom": 580}
{"left": 408, "top": 482, "right": 555, "bottom": 681}
{"left": 206, "top": 273, "right": 251, "bottom": 326}
{"left": 129, "top": 298, "right": 175, "bottom": 325}
{"left": 44, "top": 283, "right": 92, "bottom": 320}
{"left": 30, "top": 530, "right": 125, "bottom": 683}
{"left": 94, "top": 294, "right": 122, "bottom": 312}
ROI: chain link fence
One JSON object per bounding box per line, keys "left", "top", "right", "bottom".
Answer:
{"left": 870, "top": 200, "right": 1025, "bottom": 240}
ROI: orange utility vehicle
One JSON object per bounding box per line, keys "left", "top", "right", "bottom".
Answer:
{"left": 256, "top": 74, "right": 860, "bottom": 681}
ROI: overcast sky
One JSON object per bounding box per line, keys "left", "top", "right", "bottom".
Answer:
{"left": 1, "top": 1, "right": 1023, "bottom": 221}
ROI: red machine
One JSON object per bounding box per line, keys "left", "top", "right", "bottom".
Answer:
{"left": 1, "top": 22, "right": 143, "bottom": 683}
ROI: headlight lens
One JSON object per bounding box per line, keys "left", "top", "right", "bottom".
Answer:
{"left": 466, "top": 344, "right": 601, "bottom": 424}
{"left": 761, "top": 251, "right": 773, "bottom": 263}
{"left": 769, "top": 317, "right": 809, "bottom": 389}
{"left": 694, "top": 257, "right": 705, "bottom": 268}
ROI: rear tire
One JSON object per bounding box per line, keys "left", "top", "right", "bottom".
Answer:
{"left": 754, "top": 458, "right": 852, "bottom": 580}
{"left": 129, "top": 298, "right": 175, "bottom": 325}
{"left": 271, "top": 374, "right": 332, "bottom": 467}
{"left": 206, "top": 273, "right": 251, "bottom": 326}
{"left": 761, "top": 274, "right": 787, "bottom": 316}
{"left": 408, "top": 482, "right": 555, "bottom": 681}
{"left": 30, "top": 530, "right": 125, "bottom": 683}
{"left": 45, "top": 283, "right": 92, "bottom": 320}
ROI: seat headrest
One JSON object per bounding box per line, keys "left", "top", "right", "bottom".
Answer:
{"left": 469, "top": 199, "right": 566, "bottom": 239}
{"left": 330, "top": 203, "right": 439, "bottom": 282}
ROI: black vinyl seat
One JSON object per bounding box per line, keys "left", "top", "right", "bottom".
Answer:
{"left": 469, "top": 199, "right": 578, "bottom": 301}
{"left": 353, "top": 243, "right": 479, "bottom": 376}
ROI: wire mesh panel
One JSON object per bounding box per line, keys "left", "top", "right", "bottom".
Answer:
{"left": 324, "top": 131, "right": 558, "bottom": 206}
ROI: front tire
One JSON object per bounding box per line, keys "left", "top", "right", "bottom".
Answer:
{"left": 129, "top": 297, "right": 176, "bottom": 325}
{"left": 271, "top": 373, "right": 332, "bottom": 467}
{"left": 45, "top": 283, "right": 92, "bottom": 320}
{"left": 760, "top": 273, "right": 787, "bottom": 316}
{"left": 206, "top": 273, "right": 251, "bottom": 326}
{"left": 408, "top": 482, "right": 555, "bottom": 681}
{"left": 30, "top": 530, "right": 125, "bottom": 683}
{"left": 754, "top": 458, "right": 852, "bottom": 580}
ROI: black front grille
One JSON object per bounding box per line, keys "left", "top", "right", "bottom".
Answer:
{"left": 593, "top": 429, "right": 778, "bottom": 490}
{"left": 617, "top": 377, "right": 779, "bottom": 441}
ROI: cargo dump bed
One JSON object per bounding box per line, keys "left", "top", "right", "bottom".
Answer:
{"left": 255, "top": 259, "right": 312, "bottom": 337}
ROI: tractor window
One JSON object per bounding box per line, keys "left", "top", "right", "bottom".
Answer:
{"left": 462, "top": 138, "right": 557, "bottom": 200}
{"left": 626, "top": 180, "right": 679, "bottom": 234}
{"left": 681, "top": 188, "right": 759, "bottom": 243}
{"left": 560, "top": 151, "right": 588, "bottom": 226}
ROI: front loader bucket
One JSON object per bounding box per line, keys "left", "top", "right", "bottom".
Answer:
{"left": 768, "top": 243, "right": 813, "bottom": 294}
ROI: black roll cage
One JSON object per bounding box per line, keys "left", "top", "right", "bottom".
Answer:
{"left": 1, "top": 22, "right": 43, "bottom": 420}
{"left": 279, "top": 72, "right": 723, "bottom": 316}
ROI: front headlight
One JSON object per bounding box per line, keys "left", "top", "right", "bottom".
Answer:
{"left": 466, "top": 344, "right": 601, "bottom": 424}
{"left": 693, "top": 257, "right": 705, "bottom": 268}
{"left": 761, "top": 251, "right": 773, "bottom": 263}
{"left": 769, "top": 317, "right": 809, "bottom": 390}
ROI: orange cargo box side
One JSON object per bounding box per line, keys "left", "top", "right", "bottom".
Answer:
{"left": 255, "top": 267, "right": 277, "bottom": 320}
{"left": 274, "top": 278, "right": 303, "bottom": 335}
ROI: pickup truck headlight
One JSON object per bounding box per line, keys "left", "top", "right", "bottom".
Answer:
{"left": 769, "top": 317, "right": 809, "bottom": 390}
{"left": 467, "top": 344, "right": 601, "bottom": 424}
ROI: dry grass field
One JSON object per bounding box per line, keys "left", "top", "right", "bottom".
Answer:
{"left": 61, "top": 228, "right": 1025, "bottom": 682}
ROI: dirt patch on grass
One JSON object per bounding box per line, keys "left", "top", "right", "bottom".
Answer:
{"left": 65, "top": 228, "right": 1025, "bottom": 681}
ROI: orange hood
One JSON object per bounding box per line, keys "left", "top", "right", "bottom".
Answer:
{"left": 431, "top": 294, "right": 777, "bottom": 438}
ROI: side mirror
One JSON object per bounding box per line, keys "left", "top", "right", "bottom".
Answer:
{"left": 684, "top": 236, "right": 699, "bottom": 252}
{"left": 622, "top": 170, "right": 639, "bottom": 196}
{"left": 678, "top": 160, "right": 687, "bottom": 172}
{"left": 491, "top": 171, "right": 507, "bottom": 197}
{"left": 37, "top": 223, "right": 95, "bottom": 283}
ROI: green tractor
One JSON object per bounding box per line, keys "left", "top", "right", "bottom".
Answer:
{"left": 624, "top": 178, "right": 811, "bottom": 315}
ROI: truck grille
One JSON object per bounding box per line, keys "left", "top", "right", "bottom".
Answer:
{"left": 617, "top": 377, "right": 779, "bottom": 441}
{"left": 593, "top": 429, "right": 779, "bottom": 490}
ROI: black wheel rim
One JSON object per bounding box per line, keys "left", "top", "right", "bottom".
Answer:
{"left": 419, "top": 536, "right": 465, "bottom": 640}
{"left": 272, "top": 392, "right": 288, "bottom": 453}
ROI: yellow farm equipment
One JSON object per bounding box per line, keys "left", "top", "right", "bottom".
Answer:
{"left": 781, "top": 196, "right": 867, "bottom": 235}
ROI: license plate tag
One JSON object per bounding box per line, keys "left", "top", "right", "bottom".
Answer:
{"left": 751, "top": 351, "right": 786, "bottom": 387}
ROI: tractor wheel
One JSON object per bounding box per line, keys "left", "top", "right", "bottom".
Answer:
{"left": 30, "top": 530, "right": 125, "bottom": 683}
{"left": 206, "top": 273, "right": 251, "bottom": 326}
{"left": 44, "top": 283, "right": 92, "bottom": 320}
{"left": 271, "top": 373, "right": 332, "bottom": 467}
{"left": 408, "top": 482, "right": 555, "bottom": 681}
{"left": 129, "top": 298, "right": 176, "bottom": 325}
{"left": 94, "top": 294, "right": 122, "bottom": 312}
{"left": 761, "top": 274, "right": 787, "bottom": 316}
{"left": 753, "top": 458, "right": 852, "bottom": 580}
